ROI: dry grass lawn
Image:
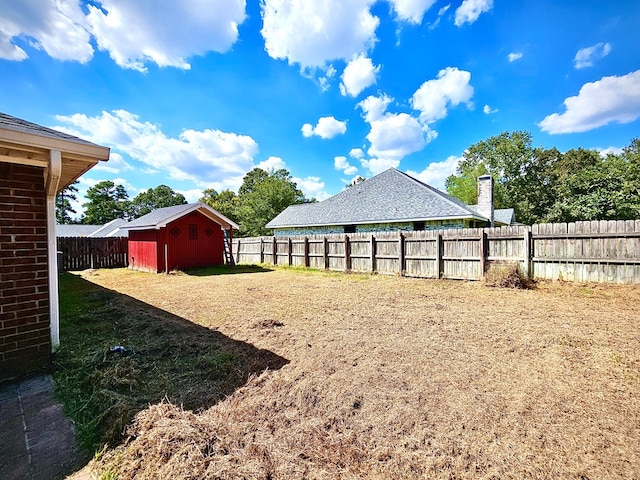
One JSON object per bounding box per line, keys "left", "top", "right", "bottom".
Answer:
{"left": 80, "top": 267, "right": 639, "bottom": 479}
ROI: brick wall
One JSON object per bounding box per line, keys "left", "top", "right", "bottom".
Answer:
{"left": 0, "top": 163, "right": 51, "bottom": 380}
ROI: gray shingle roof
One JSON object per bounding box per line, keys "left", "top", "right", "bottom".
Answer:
{"left": 122, "top": 203, "right": 239, "bottom": 230}
{"left": 0, "top": 112, "right": 99, "bottom": 147}
{"left": 267, "top": 168, "right": 490, "bottom": 228}
{"left": 124, "top": 204, "right": 194, "bottom": 229}
{"left": 56, "top": 218, "right": 128, "bottom": 237}
{"left": 56, "top": 225, "right": 102, "bottom": 237}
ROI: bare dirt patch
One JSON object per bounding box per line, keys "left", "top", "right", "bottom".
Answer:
{"left": 80, "top": 267, "right": 639, "bottom": 479}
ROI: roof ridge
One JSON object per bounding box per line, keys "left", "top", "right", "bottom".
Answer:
{"left": 390, "top": 168, "right": 484, "bottom": 218}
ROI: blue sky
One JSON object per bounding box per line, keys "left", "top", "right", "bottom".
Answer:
{"left": 1, "top": 0, "right": 639, "bottom": 215}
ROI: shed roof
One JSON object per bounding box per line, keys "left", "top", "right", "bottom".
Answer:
{"left": 267, "top": 168, "right": 507, "bottom": 229}
{"left": 0, "top": 112, "right": 110, "bottom": 190}
{"left": 122, "top": 203, "right": 239, "bottom": 231}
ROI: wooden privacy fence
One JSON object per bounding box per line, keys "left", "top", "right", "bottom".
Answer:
{"left": 57, "top": 237, "right": 128, "bottom": 271}
{"left": 232, "top": 220, "right": 640, "bottom": 284}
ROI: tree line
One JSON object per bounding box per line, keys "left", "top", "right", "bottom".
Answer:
{"left": 57, "top": 132, "right": 639, "bottom": 235}
{"left": 56, "top": 168, "right": 310, "bottom": 237}
{"left": 445, "top": 132, "right": 639, "bottom": 225}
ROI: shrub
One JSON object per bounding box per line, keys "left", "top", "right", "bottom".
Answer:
{"left": 485, "top": 262, "right": 535, "bottom": 289}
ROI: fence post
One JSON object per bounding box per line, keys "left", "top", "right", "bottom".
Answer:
{"left": 436, "top": 233, "right": 443, "bottom": 279}
{"left": 523, "top": 227, "right": 532, "bottom": 278}
{"left": 370, "top": 234, "right": 376, "bottom": 273}
{"left": 272, "top": 237, "right": 277, "bottom": 265}
{"left": 323, "top": 237, "right": 329, "bottom": 270}
{"left": 288, "top": 237, "right": 293, "bottom": 266}
{"left": 304, "top": 237, "right": 310, "bottom": 268}
{"left": 479, "top": 230, "right": 488, "bottom": 279}
{"left": 344, "top": 234, "right": 351, "bottom": 272}
{"left": 398, "top": 231, "right": 405, "bottom": 276}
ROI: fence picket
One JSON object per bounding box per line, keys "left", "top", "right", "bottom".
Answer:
{"left": 231, "top": 221, "right": 640, "bottom": 284}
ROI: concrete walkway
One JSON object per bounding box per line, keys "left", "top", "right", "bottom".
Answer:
{"left": 0, "top": 375, "right": 83, "bottom": 480}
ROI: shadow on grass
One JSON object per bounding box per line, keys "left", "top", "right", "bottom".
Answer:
{"left": 185, "top": 264, "right": 274, "bottom": 276}
{"left": 53, "top": 272, "right": 289, "bottom": 457}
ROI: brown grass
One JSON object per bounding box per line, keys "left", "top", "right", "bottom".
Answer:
{"left": 484, "top": 262, "right": 535, "bottom": 289}
{"left": 76, "top": 267, "right": 639, "bottom": 479}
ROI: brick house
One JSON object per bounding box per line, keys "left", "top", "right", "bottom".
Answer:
{"left": 267, "top": 168, "right": 516, "bottom": 236}
{"left": 0, "top": 112, "right": 110, "bottom": 381}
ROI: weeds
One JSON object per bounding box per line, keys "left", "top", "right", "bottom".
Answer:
{"left": 484, "top": 262, "right": 535, "bottom": 289}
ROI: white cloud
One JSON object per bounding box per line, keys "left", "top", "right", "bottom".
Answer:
{"left": 0, "top": 0, "right": 93, "bottom": 62}
{"left": 260, "top": 0, "right": 379, "bottom": 68}
{"left": 454, "top": 0, "right": 493, "bottom": 27}
{"left": 349, "top": 148, "right": 365, "bottom": 159}
{"left": 339, "top": 54, "right": 380, "bottom": 97}
{"left": 0, "top": 0, "right": 246, "bottom": 71}
{"left": 411, "top": 67, "right": 474, "bottom": 124}
{"left": 334, "top": 156, "right": 359, "bottom": 175}
{"left": 406, "top": 155, "right": 462, "bottom": 191}
{"left": 574, "top": 42, "right": 612, "bottom": 70}
{"left": 387, "top": 0, "right": 437, "bottom": 24}
{"left": 538, "top": 70, "right": 640, "bottom": 134}
{"left": 429, "top": 4, "right": 450, "bottom": 29}
{"left": 365, "top": 112, "right": 431, "bottom": 159}
{"left": 319, "top": 64, "right": 337, "bottom": 91}
{"left": 177, "top": 189, "right": 205, "bottom": 204}
{"left": 596, "top": 146, "right": 624, "bottom": 157}
{"left": 483, "top": 104, "right": 498, "bottom": 114}
{"left": 86, "top": 0, "right": 246, "bottom": 72}
{"left": 507, "top": 52, "right": 523, "bottom": 62}
{"left": 256, "top": 156, "right": 287, "bottom": 171}
{"left": 357, "top": 94, "right": 394, "bottom": 122}
{"left": 54, "top": 110, "right": 259, "bottom": 187}
{"left": 360, "top": 157, "right": 400, "bottom": 175}
{"left": 293, "top": 176, "right": 330, "bottom": 200}
{"left": 93, "top": 152, "right": 132, "bottom": 174}
{"left": 355, "top": 69, "right": 472, "bottom": 175}
{"left": 301, "top": 116, "right": 348, "bottom": 139}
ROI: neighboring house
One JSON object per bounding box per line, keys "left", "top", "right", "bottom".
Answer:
{"left": 56, "top": 218, "right": 128, "bottom": 238}
{"left": 267, "top": 168, "right": 515, "bottom": 236}
{"left": 120, "top": 203, "right": 239, "bottom": 273}
{"left": 0, "top": 112, "right": 109, "bottom": 380}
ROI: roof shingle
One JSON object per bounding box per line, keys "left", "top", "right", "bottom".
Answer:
{"left": 267, "top": 168, "right": 489, "bottom": 228}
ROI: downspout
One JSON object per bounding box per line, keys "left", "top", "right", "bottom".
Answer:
{"left": 45, "top": 150, "right": 62, "bottom": 351}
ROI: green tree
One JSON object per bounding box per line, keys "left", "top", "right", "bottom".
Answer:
{"left": 56, "top": 180, "right": 79, "bottom": 224}
{"left": 545, "top": 148, "right": 636, "bottom": 222}
{"left": 619, "top": 138, "right": 640, "bottom": 219}
{"left": 236, "top": 168, "right": 307, "bottom": 236}
{"left": 130, "top": 185, "right": 187, "bottom": 218}
{"left": 82, "top": 181, "right": 130, "bottom": 225}
{"left": 446, "top": 130, "right": 534, "bottom": 210}
{"left": 200, "top": 188, "right": 239, "bottom": 223}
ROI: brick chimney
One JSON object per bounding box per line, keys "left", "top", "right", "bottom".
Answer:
{"left": 477, "top": 175, "right": 494, "bottom": 226}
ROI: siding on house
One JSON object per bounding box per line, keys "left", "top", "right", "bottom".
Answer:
{"left": 0, "top": 163, "right": 51, "bottom": 378}
{"left": 273, "top": 219, "right": 474, "bottom": 237}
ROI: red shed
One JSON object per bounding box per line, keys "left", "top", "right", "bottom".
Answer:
{"left": 123, "top": 203, "right": 239, "bottom": 273}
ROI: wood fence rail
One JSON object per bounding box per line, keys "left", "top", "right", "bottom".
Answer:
{"left": 57, "top": 237, "right": 128, "bottom": 271}
{"left": 232, "top": 220, "right": 640, "bottom": 284}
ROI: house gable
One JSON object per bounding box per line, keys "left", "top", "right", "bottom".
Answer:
{"left": 267, "top": 168, "right": 515, "bottom": 235}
